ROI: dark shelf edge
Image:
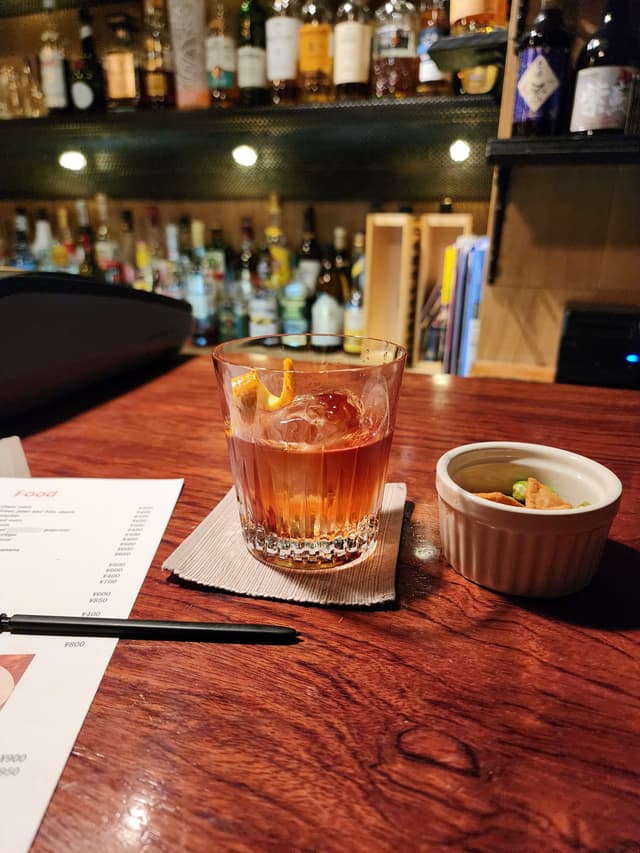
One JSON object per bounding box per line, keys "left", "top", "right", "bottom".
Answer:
{"left": 486, "top": 136, "right": 640, "bottom": 166}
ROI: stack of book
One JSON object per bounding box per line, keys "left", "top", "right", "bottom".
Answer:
{"left": 418, "top": 234, "right": 489, "bottom": 377}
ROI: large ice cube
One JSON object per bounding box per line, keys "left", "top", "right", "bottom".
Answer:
{"left": 260, "top": 390, "right": 365, "bottom": 447}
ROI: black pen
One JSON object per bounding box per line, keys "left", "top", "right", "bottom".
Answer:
{"left": 0, "top": 613, "right": 299, "bottom": 645}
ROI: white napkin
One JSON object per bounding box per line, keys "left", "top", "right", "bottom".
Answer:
{"left": 0, "top": 436, "right": 31, "bottom": 478}
{"left": 163, "top": 483, "right": 407, "bottom": 606}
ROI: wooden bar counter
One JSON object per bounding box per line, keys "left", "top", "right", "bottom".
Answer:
{"left": 14, "top": 356, "right": 640, "bottom": 852}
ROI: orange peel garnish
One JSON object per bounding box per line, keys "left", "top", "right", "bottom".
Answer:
{"left": 231, "top": 358, "right": 296, "bottom": 414}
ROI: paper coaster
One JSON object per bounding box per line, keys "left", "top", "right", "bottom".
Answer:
{"left": 163, "top": 483, "right": 407, "bottom": 606}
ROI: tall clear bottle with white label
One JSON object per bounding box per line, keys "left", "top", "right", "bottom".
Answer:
{"left": 238, "top": 0, "right": 269, "bottom": 105}
{"left": 371, "top": 0, "right": 419, "bottom": 98}
{"left": 266, "top": 0, "right": 301, "bottom": 104}
{"left": 39, "top": 0, "right": 70, "bottom": 114}
{"left": 167, "top": 0, "right": 210, "bottom": 109}
{"left": 333, "top": 0, "right": 372, "bottom": 100}
{"left": 206, "top": 0, "right": 239, "bottom": 106}
{"left": 569, "top": 0, "right": 639, "bottom": 135}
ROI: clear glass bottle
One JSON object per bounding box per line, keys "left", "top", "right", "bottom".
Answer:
{"left": 186, "top": 219, "right": 218, "bottom": 346}
{"left": 39, "top": 0, "right": 70, "bottom": 114}
{"left": 449, "top": 0, "right": 507, "bottom": 95}
{"left": 570, "top": 0, "right": 640, "bottom": 135}
{"left": 70, "top": 3, "right": 106, "bottom": 112}
{"left": 343, "top": 230, "right": 365, "bottom": 353}
{"left": 167, "top": 0, "right": 210, "bottom": 109}
{"left": 94, "top": 193, "right": 120, "bottom": 281}
{"left": 266, "top": 0, "right": 301, "bottom": 104}
{"left": 13, "top": 208, "right": 36, "bottom": 270}
{"left": 206, "top": 0, "right": 239, "bottom": 106}
{"left": 311, "top": 248, "right": 348, "bottom": 349}
{"left": 298, "top": 0, "right": 334, "bottom": 102}
{"left": 140, "top": 0, "right": 176, "bottom": 109}
{"left": 416, "top": 0, "right": 452, "bottom": 95}
{"left": 333, "top": 0, "right": 372, "bottom": 100}
{"left": 52, "top": 206, "right": 77, "bottom": 272}
{"left": 237, "top": 0, "right": 269, "bottom": 106}
{"left": 104, "top": 14, "right": 141, "bottom": 111}
{"left": 371, "top": 0, "right": 419, "bottom": 98}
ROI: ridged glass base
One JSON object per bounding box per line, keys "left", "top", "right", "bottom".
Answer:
{"left": 240, "top": 514, "right": 380, "bottom": 572}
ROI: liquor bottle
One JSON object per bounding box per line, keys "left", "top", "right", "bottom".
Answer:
{"left": 52, "top": 206, "right": 77, "bottom": 272}
{"left": 31, "top": 209, "right": 56, "bottom": 271}
{"left": 104, "top": 14, "right": 141, "bottom": 111}
{"left": 333, "top": 0, "right": 372, "bottom": 100}
{"left": 206, "top": 1, "right": 239, "bottom": 106}
{"left": 332, "top": 225, "right": 351, "bottom": 278}
{"left": 343, "top": 230, "right": 365, "bottom": 353}
{"left": 570, "top": 0, "right": 640, "bottom": 135}
{"left": 118, "top": 210, "right": 136, "bottom": 285}
{"left": 266, "top": 0, "right": 300, "bottom": 104}
{"left": 167, "top": 0, "right": 210, "bottom": 109}
{"left": 140, "top": 0, "right": 176, "bottom": 109}
{"left": 205, "top": 224, "right": 230, "bottom": 283}
{"left": 296, "top": 205, "right": 322, "bottom": 296}
{"left": 186, "top": 219, "right": 218, "bottom": 345}
{"left": 371, "top": 0, "right": 419, "bottom": 98}
{"left": 144, "top": 205, "right": 165, "bottom": 287}
{"left": 238, "top": 216, "right": 259, "bottom": 298}
{"left": 280, "top": 278, "right": 310, "bottom": 347}
{"left": 94, "top": 193, "right": 120, "bottom": 282}
{"left": 512, "top": 0, "right": 573, "bottom": 137}
{"left": 69, "top": 3, "right": 106, "bottom": 112}
{"left": 38, "top": 0, "right": 70, "bottom": 114}
{"left": 298, "top": 0, "right": 334, "bottom": 103}
{"left": 416, "top": 0, "right": 452, "bottom": 95}
{"left": 75, "top": 200, "right": 99, "bottom": 278}
{"left": 311, "top": 249, "right": 348, "bottom": 349}
{"left": 12, "top": 208, "right": 36, "bottom": 270}
{"left": 449, "top": 0, "right": 507, "bottom": 95}
{"left": 237, "top": 0, "right": 269, "bottom": 106}
{"left": 265, "top": 192, "right": 291, "bottom": 288}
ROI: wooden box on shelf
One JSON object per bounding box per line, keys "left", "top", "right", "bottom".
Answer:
{"left": 361, "top": 211, "right": 473, "bottom": 371}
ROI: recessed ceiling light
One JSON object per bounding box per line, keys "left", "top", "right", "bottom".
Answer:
{"left": 58, "top": 150, "right": 87, "bottom": 171}
{"left": 232, "top": 145, "right": 258, "bottom": 167}
{"left": 449, "top": 140, "right": 471, "bottom": 163}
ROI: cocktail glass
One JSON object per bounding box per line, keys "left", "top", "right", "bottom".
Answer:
{"left": 212, "top": 334, "right": 406, "bottom": 571}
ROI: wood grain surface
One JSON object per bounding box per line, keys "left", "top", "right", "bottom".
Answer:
{"left": 15, "top": 356, "right": 640, "bottom": 853}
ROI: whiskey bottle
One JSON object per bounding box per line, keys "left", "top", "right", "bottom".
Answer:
{"left": 104, "top": 14, "right": 141, "bottom": 111}
{"left": 70, "top": 3, "right": 106, "bottom": 112}
{"left": 94, "top": 193, "right": 120, "bottom": 281}
{"left": 371, "top": 0, "right": 419, "bottom": 98}
{"left": 512, "top": 0, "right": 573, "bottom": 137}
{"left": 206, "top": 0, "right": 239, "bottom": 106}
{"left": 449, "top": 0, "right": 507, "bottom": 95}
{"left": 186, "top": 219, "right": 218, "bottom": 346}
{"left": 75, "top": 200, "right": 99, "bottom": 279}
{"left": 140, "top": 0, "right": 176, "bottom": 109}
{"left": 333, "top": 0, "right": 372, "bottom": 100}
{"left": 167, "top": 0, "right": 210, "bottom": 109}
{"left": 118, "top": 210, "right": 136, "bottom": 285}
{"left": 298, "top": 0, "right": 334, "bottom": 103}
{"left": 570, "top": 0, "right": 640, "bottom": 135}
{"left": 265, "top": 192, "right": 291, "bottom": 288}
{"left": 38, "top": 0, "right": 70, "bottom": 114}
{"left": 237, "top": 0, "right": 269, "bottom": 106}
{"left": 266, "top": 0, "right": 301, "bottom": 104}
{"left": 311, "top": 249, "right": 348, "bottom": 349}
{"left": 12, "top": 208, "right": 36, "bottom": 270}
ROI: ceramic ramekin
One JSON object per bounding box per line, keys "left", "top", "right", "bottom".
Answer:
{"left": 435, "top": 441, "right": 623, "bottom": 598}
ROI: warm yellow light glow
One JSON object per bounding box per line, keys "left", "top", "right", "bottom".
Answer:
{"left": 232, "top": 145, "right": 258, "bottom": 167}
{"left": 449, "top": 140, "right": 471, "bottom": 163}
{"left": 58, "top": 150, "right": 87, "bottom": 171}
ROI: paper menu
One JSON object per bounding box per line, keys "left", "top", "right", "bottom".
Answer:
{"left": 0, "top": 477, "right": 183, "bottom": 853}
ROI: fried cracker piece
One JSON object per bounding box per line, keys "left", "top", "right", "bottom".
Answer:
{"left": 475, "top": 491, "right": 524, "bottom": 507}
{"left": 525, "top": 477, "right": 573, "bottom": 510}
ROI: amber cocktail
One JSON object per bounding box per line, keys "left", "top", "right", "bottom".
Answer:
{"left": 212, "top": 334, "right": 406, "bottom": 570}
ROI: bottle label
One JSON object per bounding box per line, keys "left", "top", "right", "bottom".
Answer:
{"left": 40, "top": 52, "right": 68, "bottom": 108}
{"left": 249, "top": 292, "right": 280, "bottom": 337}
{"left": 514, "top": 48, "right": 566, "bottom": 119}
{"left": 333, "top": 21, "right": 371, "bottom": 85}
{"left": 299, "top": 23, "right": 332, "bottom": 75}
{"left": 206, "top": 34, "right": 237, "bottom": 91}
{"left": 269, "top": 245, "right": 290, "bottom": 288}
{"left": 373, "top": 25, "right": 416, "bottom": 59}
{"left": 79, "top": 24, "right": 93, "bottom": 40}
{"left": 311, "top": 293, "right": 343, "bottom": 345}
{"left": 145, "top": 71, "right": 169, "bottom": 98}
{"left": 71, "top": 79, "right": 95, "bottom": 110}
{"left": 343, "top": 304, "right": 364, "bottom": 353}
{"left": 186, "top": 273, "right": 215, "bottom": 321}
{"left": 237, "top": 45, "right": 267, "bottom": 88}
{"left": 297, "top": 257, "right": 321, "bottom": 295}
{"left": 450, "top": 1, "right": 504, "bottom": 25}
{"left": 570, "top": 65, "right": 637, "bottom": 133}
{"left": 266, "top": 17, "right": 300, "bottom": 81}
{"left": 417, "top": 28, "right": 447, "bottom": 84}
{"left": 105, "top": 53, "right": 137, "bottom": 100}
{"left": 167, "top": 0, "right": 209, "bottom": 103}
